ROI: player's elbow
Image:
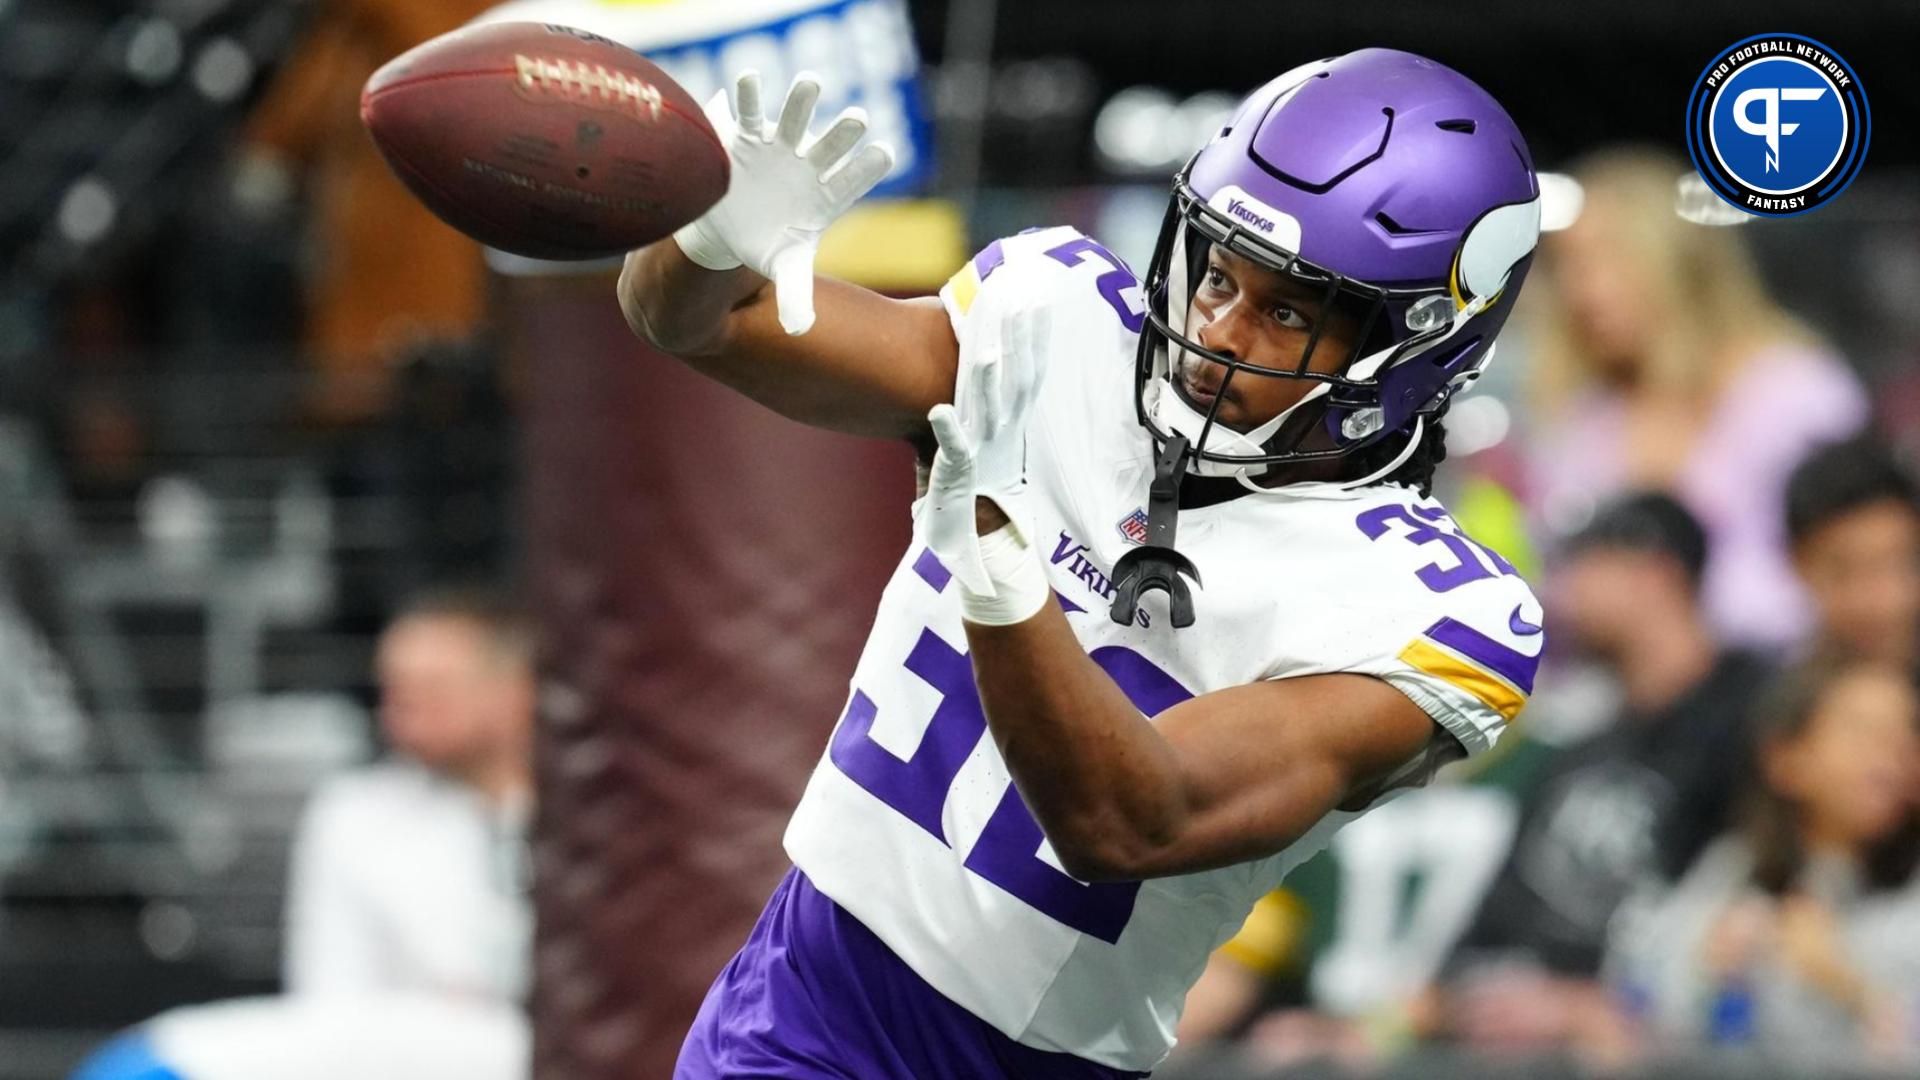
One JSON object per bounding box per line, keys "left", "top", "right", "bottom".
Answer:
{"left": 618, "top": 252, "right": 678, "bottom": 352}
{"left": 1049, "top": 814, "right": 1184, "bottom": 883}
{"left": 1055, "top": 843, "right": 1137, "bottom": 884}
{"left": 617, "top": 247, "right": 722, "bottom": 357}
{"left": 1055, "top": 836, "right": 1171, "bottom": 883}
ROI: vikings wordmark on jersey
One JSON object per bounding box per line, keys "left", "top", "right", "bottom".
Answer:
{"left": 783, "top": 226, "right": 1543, "bottom": 1071}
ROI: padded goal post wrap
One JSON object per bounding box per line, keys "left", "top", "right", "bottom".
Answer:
{"left": 513, "top": 275, "right": 912, "bottom": 1079}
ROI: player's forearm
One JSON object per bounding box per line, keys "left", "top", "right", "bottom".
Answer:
{"left": 617, "top": 241, "right": 956, "bottom": 440}
{"left": 618, "top": 239, "right": 764, "bottom": 357}
{"left": 963, "top": 605, "right": 1196, "bottom": 882}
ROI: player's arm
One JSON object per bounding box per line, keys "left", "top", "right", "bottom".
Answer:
{"left": 966, "top": 595, "right": 1438, "bottom": 881}
{"left": 615, "top": 71, "right": 956, "bottom": 443}
{"left": 964, "top": 598, "right": 1439, "bottom": 881}
{"left": 618, "top": 242, "right": 955, "bottom": 441}
{"left": 916, "top": 400, "right": 1440, "bottom": 882}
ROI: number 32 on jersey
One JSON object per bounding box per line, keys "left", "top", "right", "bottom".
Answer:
{"left": 826, "top": 555, "right": 1188, "bottom": 943}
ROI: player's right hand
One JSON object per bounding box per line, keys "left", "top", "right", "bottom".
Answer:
{"left": 671, "top": 71, "right": 895, "bottom": 336}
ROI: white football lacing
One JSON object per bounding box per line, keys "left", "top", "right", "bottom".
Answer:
{"left": 512, "top": 54, "right": 663, "bottom": 122}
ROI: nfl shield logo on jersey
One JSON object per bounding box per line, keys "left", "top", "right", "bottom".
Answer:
{"left": 1117, "top": 507, "right": 1151, "bottom": 546}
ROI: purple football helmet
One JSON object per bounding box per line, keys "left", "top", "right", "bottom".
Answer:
{"left": 1136, "top": 48, "right": 1542, "bottom": 481}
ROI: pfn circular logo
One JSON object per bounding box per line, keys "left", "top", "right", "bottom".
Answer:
{"left": 1686, "top": 34, "right": 1869, "bottom": 217}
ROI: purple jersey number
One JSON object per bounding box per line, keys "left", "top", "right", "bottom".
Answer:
{"left": 1044, "top": 236, "right": 1147, "bottom": 334}
{"left": 828, "top": 620, "right": 1191, "bottom": 943}
{"left": 1356, "top": 504, "right": 1517, "bottom": 593}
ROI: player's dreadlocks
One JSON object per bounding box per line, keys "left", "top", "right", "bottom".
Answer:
{"left": 1367, "top": 402, "right": 1451, "bottom": 498}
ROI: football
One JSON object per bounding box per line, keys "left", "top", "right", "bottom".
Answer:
{"left": 361, "top": 22, "right": 729, "bottom": 261}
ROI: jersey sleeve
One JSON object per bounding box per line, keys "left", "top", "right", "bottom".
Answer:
{"left": 1376, "top": 581, "right": 1543, "bottom": 757}
{"left": 1319, "top": 497, "right": 1546, "bottom": 758}
{"left": 938, "top": 227, "right": 1085, "bottom": 353}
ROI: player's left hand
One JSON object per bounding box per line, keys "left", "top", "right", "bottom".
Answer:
{"left": 916, "top": 304, "right": 1050, "bottom": 596}
{"left": 953, "top": 301, "right": 1049, "bottom": 522}
{"left": 921, "top": 403, "right": 996, "bottom": 594}
{"left": 920, "top": 404, "right": 1049, "bottom": 626}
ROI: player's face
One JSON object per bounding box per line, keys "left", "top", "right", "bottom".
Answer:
{"left": 1179, "top": 246, "right": 1361, "bottom": 434}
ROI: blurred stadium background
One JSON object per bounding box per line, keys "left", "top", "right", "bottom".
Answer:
{"left": 1, "top": 1, "right": 1917, "bottom": 1078}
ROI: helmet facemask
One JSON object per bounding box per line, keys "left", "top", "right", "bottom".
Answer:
{"left": 1135, "top": 176, "right": 1473, "bottom": 486}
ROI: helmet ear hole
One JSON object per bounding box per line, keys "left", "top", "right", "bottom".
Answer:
{"left": 1340, "top": 407, "right": 1385, "bottom": 440}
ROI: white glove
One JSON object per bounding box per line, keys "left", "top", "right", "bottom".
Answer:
{"left": 672, "top": 71, "right": 895, "bottom": 335}
{"left": 921, "top": 407, "right": 1050, "bottom": 625}
{"left": 915, "top": 306, "right": 1052, "bottom": 623}
{"left": 954, "top": 301, "right": 1050, "bottom": 534}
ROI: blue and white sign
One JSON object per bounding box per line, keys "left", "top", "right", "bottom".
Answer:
{"left": 1685, "top": 33, "right": 1869, "bottom": 217}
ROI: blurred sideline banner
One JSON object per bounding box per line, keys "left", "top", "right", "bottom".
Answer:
{"left": 476, "top": 0, "right": 932, "bottom": 195}
{"left": 515, "top": 268, "right": 915, "bottom": 1079}
{"left": 476, "top": 0, "right": 960, "bottom": 288}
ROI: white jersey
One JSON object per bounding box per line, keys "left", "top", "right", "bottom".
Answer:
{"left": 784, "top": 227, "right": 1543, "bottom": 1070}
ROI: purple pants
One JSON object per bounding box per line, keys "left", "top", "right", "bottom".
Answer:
{"left": 674, "top": 867, "right": 1149, "bottom": 1079}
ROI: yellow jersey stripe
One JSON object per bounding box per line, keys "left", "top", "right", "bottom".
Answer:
{"left": 1398, "top": 638, "right": 1527, "bottom": 722}
{"left": 945, "top": 262, "right": 982, "bottom": 316}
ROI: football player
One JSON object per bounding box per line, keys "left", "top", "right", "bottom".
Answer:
{"left": 619, "top": 48, "right": 1545, "bottom": 1078}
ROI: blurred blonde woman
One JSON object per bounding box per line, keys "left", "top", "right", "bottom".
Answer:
{"left": 1522, "top": 146, "right": 1866, "bottom": 652}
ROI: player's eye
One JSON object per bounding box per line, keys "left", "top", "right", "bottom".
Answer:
{"left": 1203, "top": 266, "right": 1228, "bottom": 291}
{"left": 1268, "top": 304, "right": 1310, "bottom": 330}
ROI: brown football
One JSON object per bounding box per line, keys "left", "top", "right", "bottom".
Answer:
{"left": 361, "top": 21, "right": 728, "bottom": 261}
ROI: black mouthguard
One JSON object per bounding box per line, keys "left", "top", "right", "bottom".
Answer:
{"left": 1110, "top": 436, "right": 1203, "bottom": 628}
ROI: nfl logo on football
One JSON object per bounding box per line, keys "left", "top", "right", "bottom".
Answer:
{"left": 1117, "top": 507, "right": 1151, "bottom": 546}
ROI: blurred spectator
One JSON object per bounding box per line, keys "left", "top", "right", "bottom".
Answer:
{"left": 1608, "top": 656, "right": 1920, "bottom": 1067}
{"left": 1785, "top": 438, "right": 1920, "bottom": 674}
{"left": 241, "top": 0, "right": 497, "bottom": 424}
{"left": 71, "top": 587, "right": 534, "bottom": 1080}
{"left": 285, "top": 587, "right": 534, "bottom": 996}
{"left": 1522, "top": 146, "right": 1867, "bottom": 653}
{"left": 1177, "top": 788, "right": 1518, "bottom": 1074}
{"left": 1435, "top": 493, "right": 1770, "bottom": 1057}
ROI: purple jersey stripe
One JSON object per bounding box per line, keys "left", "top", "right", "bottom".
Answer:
{"left": 1424, "top": 615, "right": 1539, "bottom": 694}
{"left": 972, "top": 239, "right": 1008, "bottom": 281}
{"left": 912, "top": 548, "right": 952, "bottom": 592}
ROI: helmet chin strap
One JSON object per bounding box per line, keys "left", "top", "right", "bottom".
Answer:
{"left": 1147, "top": 343, "right": 1428, "bottom": 495}
{"left": 1228, "top": 415, "right": 1424, "bottom": 495}
{"left": 1321, "top": 415, "right": 1426, "bottom": 492}
{"left": 1144, "top": 367, "right": 1328, "bottom": 479}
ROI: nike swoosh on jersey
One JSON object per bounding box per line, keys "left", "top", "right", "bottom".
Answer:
{"left": 1509, "top": 604, "right": 1544, "bottom": 636}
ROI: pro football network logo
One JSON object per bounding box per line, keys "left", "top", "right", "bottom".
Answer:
{"left": 1685, "top": 34, "right": 1869, "bottom": 217}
